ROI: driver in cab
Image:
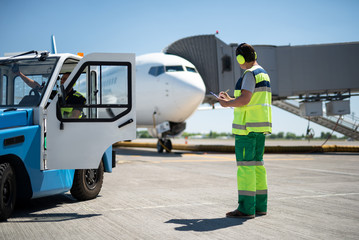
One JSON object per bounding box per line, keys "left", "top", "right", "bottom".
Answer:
{"left": 14, "top": 69, "right": 86, "bottom": 119}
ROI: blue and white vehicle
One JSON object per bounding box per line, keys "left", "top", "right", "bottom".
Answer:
{"left": 0, "top": 51, "right": 136, "bottom": 220}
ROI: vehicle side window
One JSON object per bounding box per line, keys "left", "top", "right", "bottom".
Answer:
{"left": 1, "top": 75, "right": 7, "bottom": 105}
{"left": 57, "top": 63, "right": 132, "bottom": 122}
{"left": 14, "top": 75, "right": 45, "bottom": 105}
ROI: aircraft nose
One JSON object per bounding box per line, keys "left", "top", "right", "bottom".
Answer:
{"left": 167, "top": 73, "right": 206, "bottom": 121}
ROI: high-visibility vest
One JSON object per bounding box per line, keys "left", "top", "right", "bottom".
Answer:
{"left": 232, "top": 65, "right": 272, "bottom": 135}
{"left": 61, "top": 91, "right": 85, "bottom": 118}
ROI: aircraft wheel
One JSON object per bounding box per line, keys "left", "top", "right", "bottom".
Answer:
{"left": 164, "top": 139, "right": 172, "bottom": 153}
{"left": 157, "top": 139, "right": 164, "bottom": 153}
{"left": 0, "top": 163, "right": 16, "bottom": 221}
{"left": 71, "top": 161, "right": 104, "bottom": 201}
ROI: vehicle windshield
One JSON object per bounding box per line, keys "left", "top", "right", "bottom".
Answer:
{"left": 0, "top": 57, "right": 58, "bottom": 107}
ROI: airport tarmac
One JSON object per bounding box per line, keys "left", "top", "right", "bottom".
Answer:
{"left": 1, "top": 144, "right": 359, "bottom": 240}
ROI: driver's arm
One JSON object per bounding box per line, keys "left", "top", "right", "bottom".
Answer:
{"left": 70, "top": 109, "right": 82, "bottom": 118}
{"left": 16, "top": 72, "right": 41, "bottom": 89}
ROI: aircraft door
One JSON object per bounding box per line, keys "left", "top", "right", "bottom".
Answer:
{"left": 45, "top": 53, "right": 136, "bottom": 170}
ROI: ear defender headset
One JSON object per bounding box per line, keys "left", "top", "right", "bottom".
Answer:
{"left": 236, "top": 43, "right": 257, "bottom": 64}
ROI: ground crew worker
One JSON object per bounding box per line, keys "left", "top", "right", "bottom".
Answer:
{"left": 218, "top": 43, "right": 272, "bottom": 219}
{"left": 15, "top": 70, "right": 85, "bottom": 118}
{"left": 59, "top": 73, "right": 86, "bottom": 119}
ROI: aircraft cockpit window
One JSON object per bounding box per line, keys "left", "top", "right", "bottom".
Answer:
{"left": 149, "top": 66, "right": 164, "bottom": 76}
{"left": 186, "top": 66, "right": 197, "bottom": 73}
{"left": 165, "top": 66, "right": 184, "bottom": 72}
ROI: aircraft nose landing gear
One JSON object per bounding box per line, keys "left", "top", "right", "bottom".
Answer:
{"left": 157, "top": 139, "right": 172, "bottom": 153}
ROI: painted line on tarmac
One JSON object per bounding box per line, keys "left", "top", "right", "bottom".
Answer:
{"left": 277, "top": 192, "right": 359, "bottom": 200}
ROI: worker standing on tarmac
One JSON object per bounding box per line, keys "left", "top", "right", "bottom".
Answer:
{"left": 218, "top": 43, "right": 272, "bottom": 219}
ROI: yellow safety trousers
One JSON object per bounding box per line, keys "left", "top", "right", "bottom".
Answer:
{"left": 235, "top": 132, "right": 267, "bottom": 215}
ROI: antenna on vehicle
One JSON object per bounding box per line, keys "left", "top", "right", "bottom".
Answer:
{"left": 51, "top": 35, "right": 57, "bottom": 54}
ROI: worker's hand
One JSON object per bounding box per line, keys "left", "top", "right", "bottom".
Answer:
{"left": 219, "top": 91, "right": 230, "bottom": 100}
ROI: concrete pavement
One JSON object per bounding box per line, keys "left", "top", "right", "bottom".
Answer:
{"left": 1, "top": 146, "right": 358, "bottom": 239}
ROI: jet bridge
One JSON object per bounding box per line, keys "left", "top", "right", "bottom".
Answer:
{"left": 164, "top": 35, "right": 359, "bottom": 139}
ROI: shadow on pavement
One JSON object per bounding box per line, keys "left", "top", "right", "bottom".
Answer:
{"left": 165, "top": 217, "right": 247, "bottom": 232}
{"left": 7, "top": 194, "right": 101, "bottom": 223}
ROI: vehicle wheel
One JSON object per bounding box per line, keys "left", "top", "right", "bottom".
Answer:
{"left": 164, "top": 139, "right": 172, "bottom": 153}
{"left": 70, "top": 161, "right": 104, "bottom": 201}
{"left": 0, "top": 163, "right": 16, "bottom": 221}
{"left": 157, "top": 139, "right": 164, "bottom": 153}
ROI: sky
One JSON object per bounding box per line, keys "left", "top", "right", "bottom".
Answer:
{"left": 1, "top": 0, "right": 359, "bottom": 137}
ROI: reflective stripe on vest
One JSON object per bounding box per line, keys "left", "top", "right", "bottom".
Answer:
{"left": 232, "top": 65, "right": 272, "bottom": 135}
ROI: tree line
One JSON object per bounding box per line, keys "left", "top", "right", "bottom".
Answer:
{"left": 137, "top": 130, "right": 346, "bottom": 140}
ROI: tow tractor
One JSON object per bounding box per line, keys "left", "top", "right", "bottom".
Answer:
{"left": 0, "top": 51, "right": 136, "bottom": 220}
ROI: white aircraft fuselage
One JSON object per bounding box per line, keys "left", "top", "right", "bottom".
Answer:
{"left": 135, "top": 53, "right": 206, "bottom": 136}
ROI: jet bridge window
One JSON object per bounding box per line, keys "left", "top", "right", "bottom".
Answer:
{"left": 57, "top": 62, "right": 132, "bottom": 122}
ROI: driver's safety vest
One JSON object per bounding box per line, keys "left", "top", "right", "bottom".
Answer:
{"left": 232, "top": 65, "right": 272, "bottom": 135}
{"left": 61, "top": 91, "right": 85, "bottom": 119}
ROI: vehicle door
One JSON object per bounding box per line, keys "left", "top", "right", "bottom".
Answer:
{"left": 45, "top": 53, "right": 136, "bottom": 169}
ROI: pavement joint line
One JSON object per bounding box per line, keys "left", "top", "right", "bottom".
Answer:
{"left": 276, "top": 192, "right": 359, "bottom": 200}
{"left": 280, "top": 166, "right": 359, "bottom": 176}
{"left": 174, "top": 153, "right": 316, "bottom": 161}
{"left": 108, "top": 202, "right": 217, "bottom": 212}
{"left": 118, "top": 156, "right": 317, "bottom": 164}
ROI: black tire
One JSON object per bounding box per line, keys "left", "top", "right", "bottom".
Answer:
{"left": 70, "top": 161, "right": 104, "bottom": 201}
{"left": 157, "top": 139, "right": 164, "bottom": 153}
{"left": 164, "top": 139, "right": 172, "bottom": 153}
{"left": 0, "top": 163, "right": 16, "bottom": 221}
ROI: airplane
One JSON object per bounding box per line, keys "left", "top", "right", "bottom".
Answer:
{"left": 135, "top": 53, "right": 206, "bottom": 152}
{"left": 50, "top": 35, "right": 206, "bottom": 153}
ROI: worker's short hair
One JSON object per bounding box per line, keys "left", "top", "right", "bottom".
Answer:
{"left": 236, "top": 43, "right": 256, "bottom": 63}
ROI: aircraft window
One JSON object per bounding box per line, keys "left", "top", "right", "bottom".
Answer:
{"left": 149, "top": 66, "right": 164, "bottom": 76}
{"left": 186, "top": 66, "right": 197, "bottom": 73}
{"left": 165, "top": 66, "right": 184, "bottom": 72}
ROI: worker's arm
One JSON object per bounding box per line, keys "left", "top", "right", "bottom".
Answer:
{"left": 16, "top": 72, "right": 41, "bottom": 89}
{"left": 70, "top": 109, "right": 82, "bottom": 118}
{"left": 218, "top": 89, "right": 252, "bottom": 108}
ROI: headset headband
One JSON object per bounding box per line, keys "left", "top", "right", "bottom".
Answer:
{"left": 236, "top": 43, "right": 257, "bottom": 64}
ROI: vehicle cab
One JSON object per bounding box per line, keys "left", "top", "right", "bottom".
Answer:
{"left": 0, "top": 51, "right": 136, "bottom": 220}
